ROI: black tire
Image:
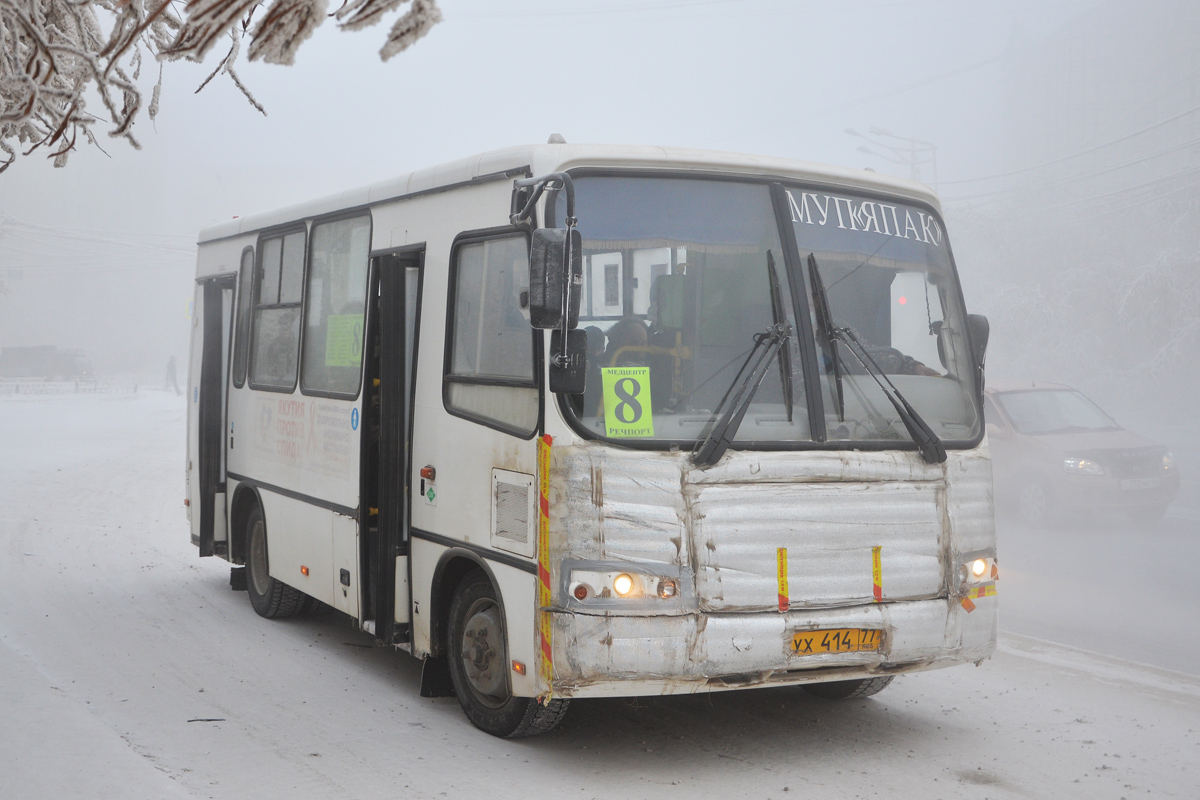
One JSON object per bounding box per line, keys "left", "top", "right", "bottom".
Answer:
{"left": 802, "top": 675, "right": 895, "bottom": 700}
{"left": 245, "top": 504, "right": 308, "bottom": 619}
{"left": 447, "top": 572, "right": 568, "bottom": 738}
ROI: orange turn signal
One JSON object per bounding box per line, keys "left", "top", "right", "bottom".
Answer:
{"left": 300, "top": 565, "right": 309, "bottom": 576}
{"left": 512, "top": 660, "right": 526, "bottom": 675}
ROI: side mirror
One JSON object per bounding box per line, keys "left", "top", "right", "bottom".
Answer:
{"left": 528, "top": 228, "right": 582, "bottom": 330}
{"left": 968, "top": 314, "right": 989, "bottom": 370}
{"left": 549, "top": 329, "right": 587, "bottom": 394}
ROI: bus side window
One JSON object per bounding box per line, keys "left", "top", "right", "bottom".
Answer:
{"left": 232, "top": 246, "right": 254, "bottom": 388}
{"left": 250, "top": 229, "right": 306, "bottom": 391}
{"left": 301, "top": 215, "right": 371, "bottom": 397}
{"left": 443, "top": 234, "right": 538, "bottom": 437}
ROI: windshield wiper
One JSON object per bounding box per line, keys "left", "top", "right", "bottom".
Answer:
{"left": 767, "top": 251, "right": 794, "bottom": 423}
{"left": 807, "top": 255, "right": 947, "bottom": 464}
{"left": 691, "top": 322, "right": 792, "bottom": 468}
{"left": 807, "top": 253, "right": 844, "bottom": 423}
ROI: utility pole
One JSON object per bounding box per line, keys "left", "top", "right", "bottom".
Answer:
{"left": 845, "top": 128, "right": 939, "bottom": 190}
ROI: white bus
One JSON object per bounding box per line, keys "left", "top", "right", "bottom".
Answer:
{"left": 186, "top": 141, "right": 998, "bottom": 737}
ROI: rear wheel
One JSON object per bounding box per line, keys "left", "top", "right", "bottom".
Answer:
{"left": 245, "top": 504, "right": 308, "bottom": 619}
{"left": 802, "top": 675, "right": 895, "bottom": 699}
{"left": 447, "top": 572, "right": 568, "bottom": 737}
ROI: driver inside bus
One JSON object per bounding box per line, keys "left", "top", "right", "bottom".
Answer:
{"left": 603, "top": 316, "right": 649, "bottom": 367}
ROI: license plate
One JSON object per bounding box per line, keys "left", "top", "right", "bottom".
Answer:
{"left": 790, "top": 628, "right": 882, "bottom": 656}
{"left": 1120, "top": 477, "right": 1161, "bottom": 490}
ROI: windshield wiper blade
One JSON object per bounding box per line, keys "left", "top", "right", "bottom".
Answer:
{"left": 692, "top": 322, "right": 792, "bottom": 468}
{"left": 807, "top": 253, "right": 844, "bottom": 423}
{"left": 807, "top": 255, "right": 945, "bottom": 464}
{"left": 767, "top": 251, "right": 794, "bottom": 423}
{"left": 838, "top": 326, "right": 947, "bottom": 464}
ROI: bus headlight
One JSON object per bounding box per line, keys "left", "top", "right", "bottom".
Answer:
{"left": 1063, "top": 457, "right": 1104, "bottom": 475}
{"left": 960, "top": 555, "right": 997, "bottom": 586}
{"left": 564, "top": 561, "right": 691, "bottom": 608}
{"left": 1163, "top": 451, "right": 1176, "bottom": 470}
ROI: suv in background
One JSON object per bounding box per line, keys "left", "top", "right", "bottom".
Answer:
{"left": 984, "top": 383, "right": 1179, "bottom": 526}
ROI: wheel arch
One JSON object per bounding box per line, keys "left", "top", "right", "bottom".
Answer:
{"left": 229, "top": 483, "right": 263, "bottom": 566}
{"left": 428, "top": 549, "right": 505, "bottom": 658}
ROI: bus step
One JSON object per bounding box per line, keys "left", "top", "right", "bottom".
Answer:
{"left": 229, "top": 567, "right": 247, "bottom": 592}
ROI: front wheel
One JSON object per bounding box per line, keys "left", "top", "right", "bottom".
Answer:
{"left": 802, "top": 675, "right": 895, "bottom": 699}
{"left": 245, "top": 504, "right": 308, "bottom": 619}
{"left": 447, "top": 572, "right": 568, "bottom": 737}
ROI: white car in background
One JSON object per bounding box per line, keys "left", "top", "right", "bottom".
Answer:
{"left": 984, "top": 383, "right": 1179, "bottom": 526}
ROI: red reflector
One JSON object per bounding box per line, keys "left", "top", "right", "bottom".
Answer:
{"left": 420, "top": 465, "right": 436, "bottom": 480}
{"left": 898, "top": 296, "right": 907, "bottom": 305}
{"left": 573, "top": 584, "right": 588, "bottom": 600}
{"left": 300, "top": 566, "right": 309, "bottom": 576}
{"left": 183, "top": 498, "right": 189, "bottom": 506}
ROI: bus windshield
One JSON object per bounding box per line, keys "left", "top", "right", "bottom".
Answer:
{"left": 556, "top": 176, "right": 980, "bottom": 449}
{"left": 785, "top": 186, "right": 980, "bottom": 445}
{"left": 561, "top": 176, "right": 810, "bottom": 445}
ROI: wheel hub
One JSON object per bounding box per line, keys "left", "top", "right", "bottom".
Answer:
{"left": 460, "top": 600, "right": 506, "bottom": 703}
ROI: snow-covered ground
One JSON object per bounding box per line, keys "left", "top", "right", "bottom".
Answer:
{"left": 2, "top": 392, "right": 1198, "bottom": 799}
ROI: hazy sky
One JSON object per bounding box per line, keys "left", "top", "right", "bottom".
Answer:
{"left": 1, "top": 0, "right": 1099, "bottom": 237}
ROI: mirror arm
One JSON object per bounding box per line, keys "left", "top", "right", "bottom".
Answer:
{"left": 553, "top": 213, "right": 578, "bottom": 368}
{"left": 511, "top": 172, "right": 576, "bottom": 226}
{"left": 513, "top": 173, "right": 580, "bottom": 367}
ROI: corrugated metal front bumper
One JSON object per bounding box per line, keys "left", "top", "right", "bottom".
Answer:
{"left": 548, "top": 596, "right": 997, "bottom": 698}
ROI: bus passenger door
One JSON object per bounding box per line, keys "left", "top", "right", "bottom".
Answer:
{"left": 193, "top": 274, "right": 235, "bottom": 557}
{"left": 362, "top": 250, "right": 422, "bottom": 644}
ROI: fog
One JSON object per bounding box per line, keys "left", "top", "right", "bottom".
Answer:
{"left": 2, "top": 2, "right": 1200, "bottom": 792}
{"left": 2, "top": 6, "right": 1195, "bottom": 538}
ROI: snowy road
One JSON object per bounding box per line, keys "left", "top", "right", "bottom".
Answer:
{"left": 2, "top": 393, "right": 1198, "bottom": 799}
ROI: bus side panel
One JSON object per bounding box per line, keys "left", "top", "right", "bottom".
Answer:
{"left": 377, "top": 180, "right": 543, "bottom": 663}
{"left": 259, "top": 492, "right": 337, "bottom": 607}
{"left": 186, "top": 284, "right": 204, "bottom": 545}
{"left": 332, "top": 514, "right": 360, "bottom": 619}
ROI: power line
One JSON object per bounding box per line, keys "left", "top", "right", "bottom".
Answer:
{"left": 940, "top": 102, "right": 1200, "bottom": 187}
{"left": 941, "top": 135, "right": 1200, "bottom": 203}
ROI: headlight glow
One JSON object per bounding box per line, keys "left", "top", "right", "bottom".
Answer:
{"left": 1164, "top": 451, "right": 1176, "bottom": 470}
{"left": 1063, "top": 457, "right": 1104, "bottom": 475}
{"left": 971, "top": 558, "right": 988, "bottom": 578}
{"left": 613, "top": 573, "right": 634, "bottom": 597}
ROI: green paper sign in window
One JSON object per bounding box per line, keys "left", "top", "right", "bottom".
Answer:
{"left": 325, "top": 314, "right": 364, "bottom": 367}
{"left": 601, "top": 367, "right": 655, "bottom": 437}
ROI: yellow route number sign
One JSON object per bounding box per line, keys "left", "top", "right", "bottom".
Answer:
{"left": 601, "top": 367, "right": 655, "bottom": 438}
{"left": 325, "top": 314, "right": 364, "bottom": 367}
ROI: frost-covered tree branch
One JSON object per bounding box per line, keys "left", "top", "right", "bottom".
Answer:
{"left": 0, "top": 0, "right": 440, "bottom": 172}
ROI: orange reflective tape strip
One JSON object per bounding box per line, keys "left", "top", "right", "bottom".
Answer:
{"left": 872, "top": 545, "right": 882, "bottom": 602}
{"left": 961, "top": 582, "right": 997, "bottom": 612}
{"left": 536, "top": 435, "right": 553, "bottom": 691}
{"left": 776, "top": 547, "right": 789, "bottom": 612}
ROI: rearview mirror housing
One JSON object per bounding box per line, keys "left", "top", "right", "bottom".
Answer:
{"left": 528, "top": 228, "right": 582, "bottom": 330}
{"left": 968, "top": 314, "right": 990, "bottom": 370}
{"left": 549, "top": 329, "right": 588, "bottom": 394}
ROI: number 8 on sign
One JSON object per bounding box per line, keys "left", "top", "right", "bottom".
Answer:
{"left": 600, "top": 367, "right": 655, "bottom": 438}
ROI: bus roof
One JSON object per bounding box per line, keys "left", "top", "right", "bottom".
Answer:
{"left": 197, "top": 142, "right": 943, "bottom": 244}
